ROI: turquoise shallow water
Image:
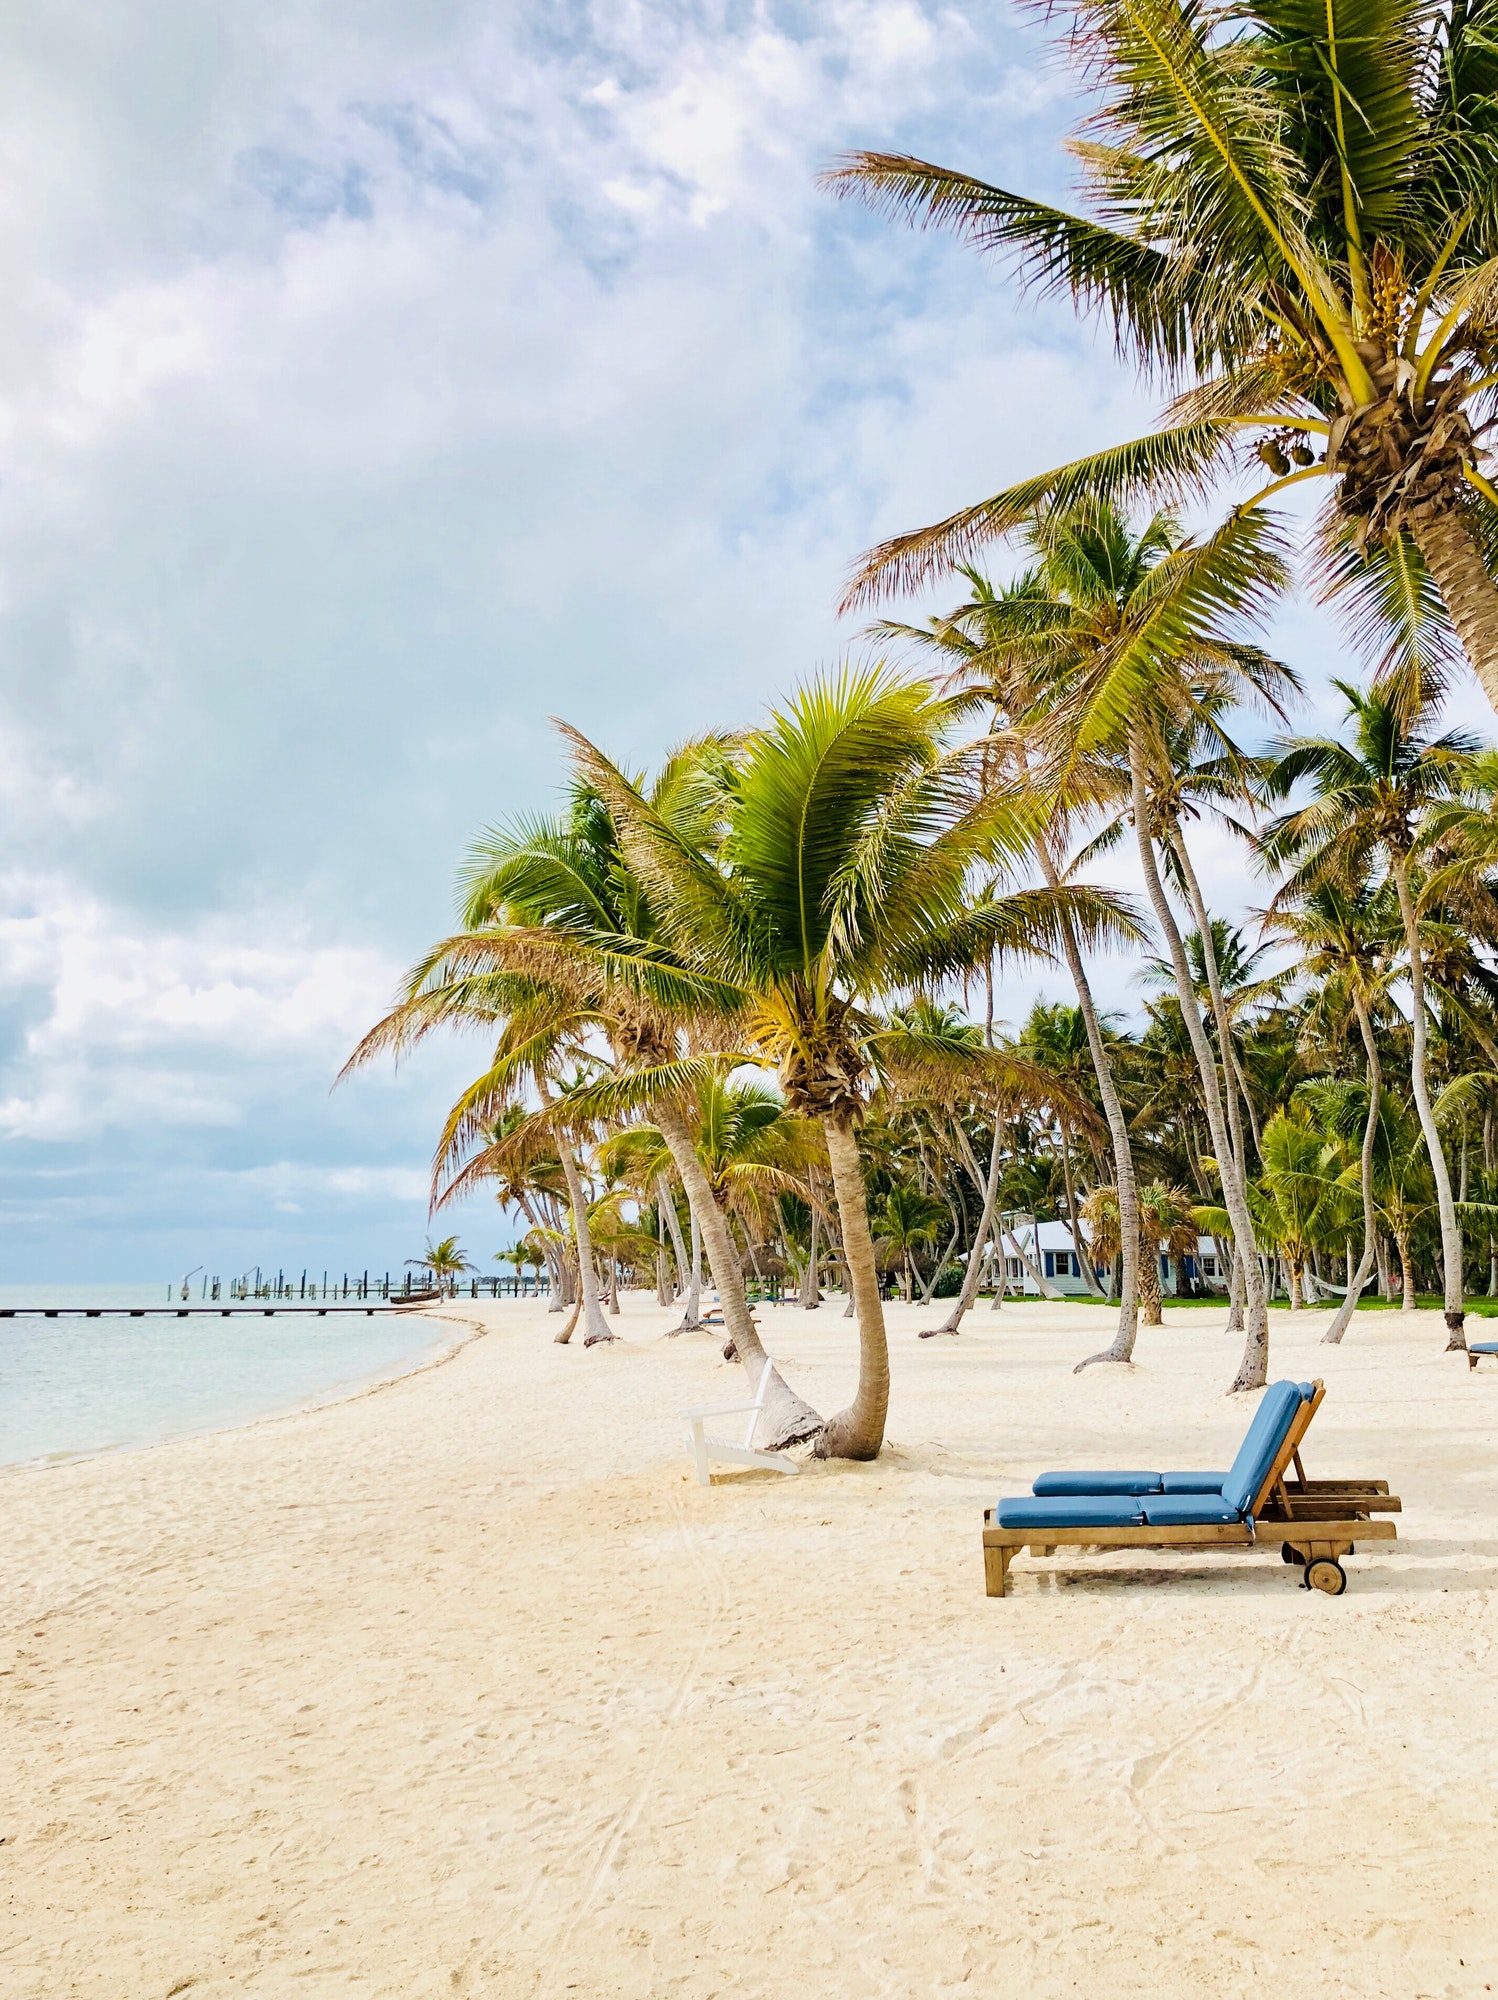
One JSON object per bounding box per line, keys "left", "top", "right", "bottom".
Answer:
{"left": 0, "top": 1285, "right": 455, "bottom": 1468}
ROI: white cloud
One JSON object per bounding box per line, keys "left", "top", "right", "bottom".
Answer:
{"left": 0, "top": 877, "right": 401, "bottom": 1139}
{"left": 7, "top": 0, "right": 1468, "bottom": 1275}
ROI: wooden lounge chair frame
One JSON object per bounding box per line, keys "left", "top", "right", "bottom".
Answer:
{"left": 982, "top": 1380, "right": 1399, "bottom": 1599}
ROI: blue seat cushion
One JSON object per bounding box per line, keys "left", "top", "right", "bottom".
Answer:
{"left": 1160, "top": 1471, "right": 1229, "bottom": 1492}
{"left": 994, "top": 1494, "right": 1144, "bottom": 1530}
{"left": 1220, "top": 1380, "right": 1309, "bottom": 1516}
{"left": 1032, "top": 1470, "right": 1161, "bottom": 1495}
{"left": 1471, "top": 1342, "right": 1498, "bottom": 1355}
{"left": 1140, "top": 1493, "right": 1245, "bottom": 1526}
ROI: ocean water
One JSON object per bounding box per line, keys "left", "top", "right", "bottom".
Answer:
{"left": 0, "top": 1285, "right": 457, "bottom": 1469}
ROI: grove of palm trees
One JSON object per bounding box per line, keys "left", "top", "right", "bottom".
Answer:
{"left": 351, "top": 0, "right": 1498, "bottom": 1464}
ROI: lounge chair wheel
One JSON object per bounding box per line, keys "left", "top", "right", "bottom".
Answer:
{"left": 1305, "top": 1556, "right": 1347, "bottom": 1596}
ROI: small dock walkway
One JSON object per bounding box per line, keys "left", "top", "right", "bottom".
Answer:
{"left": 0, "top": 1303, "right": 439, "bottom": 1319}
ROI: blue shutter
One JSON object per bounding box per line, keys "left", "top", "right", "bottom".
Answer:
{"left": 1043, "top": 1251, "right": 1054, "bottom": 1277}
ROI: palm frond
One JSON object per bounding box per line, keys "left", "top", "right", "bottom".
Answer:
{"left": 838, "top": 423, "right": 1234, "bottom": 610}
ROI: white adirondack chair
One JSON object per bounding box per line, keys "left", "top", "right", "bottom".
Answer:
{"left": 683, "top": 1359, "right": 800, "bottom": 1485}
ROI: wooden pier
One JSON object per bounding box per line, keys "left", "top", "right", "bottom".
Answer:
{"left": 0, "top": 1270, "right": 552, "bottom": 1321}
{"left": 0, "top": 1304, "right": 433, "bottom": 1319}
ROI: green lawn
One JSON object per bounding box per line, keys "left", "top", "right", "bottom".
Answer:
{"left": 1021, "top": 1291, "right": 1498, "bottom": 1316}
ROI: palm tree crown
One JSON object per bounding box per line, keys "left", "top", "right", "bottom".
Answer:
{"left": 1264, "top": 676, "right": 1480, "bottom": 1342}
{"left": 825, "top": 0, "right": 1498, "bottom": 709}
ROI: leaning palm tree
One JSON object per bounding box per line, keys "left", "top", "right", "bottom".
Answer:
{"left": 1263, "top": 678, "right": 1479, "bottom": 1346}
{"left": 876, "top": 994, "right": 1111, "bottom": 1336}
{"left": 879, "top": 560, "right": 1154, "bottom": 1365}
{"left": 1261, "top": 881, "right": 1398, "bottom": 1340}
{"left": 367, "top": 772, "right": 827, "bottom": 1439}
{"left": 1015, "top": 1000, "right": 1108, "bottom": 1291}
{"left": 823, "top": 0, "right": 1498, "bottom": 706}
{"left": 952, "top": 499, "right": 1297, "bottom": 1388}
{"left": 599, "top": 1075, "right": 819, "bottom": 1311}
{"left": 1219, "top": 1112, "right": 1357, "bottom": 1311}
{"left": 566, "top": 666, "right": 1122, "bottom": 1458}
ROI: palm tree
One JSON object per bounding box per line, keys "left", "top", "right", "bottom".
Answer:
{"left": 869, "top": 995, "right": 1106, "bottom": 1335}
{"left": 1081, "top": 1184, "right": 1122, "bottom": 1298}
{"left": 375, "top": 987, "right": 618, "bottom": 1344}
{"left": 409, "top": 1236, "right": 472, "bottom": 1294}
{"left": 1140, "top": 918, "right": 1287, "bottom": 1162}
{"left": 1264, "top": 678, "right": 1479, "bottom": 1346}
{"left": 1300, "top": 1076, "right": 1447, "bottom": 1308}
{"left": 823, "top": 0, "right": 1498, "bottom": 708}
{"left": 1261, "top": 882, "right": 1397, "bottom": 1340}
{"left": 343, "top": 767, "right": 808, "bottom": 1405}
{"left": 948, "top": 499, "right": 1296, "bottom": 1388}
{"left": 403, "top": 776, "right": 826, "bottom": 1435}
{"left": 873, "top": 1182, "right": 947, "bottom": 1301}
{"left": 599, "top": 1075, "right": 818, "bottom": 1315}
{"left": 566, "top": 666, "right": 1118, "bottom": 1459}
{"left": 472, "top": 1104, "right": 586, "bottom": 1313}
{"left": 1136, "top": 1184, "right": 1199, "bottom": 1325}
{"left": 494, "top": 1241, "right": 528, "bottom": 1288}
{"left": 1015, "top": 1000, "right": 1108, "bottom": 1292}
{"left": 502, "top": 1231, "right": 549, "bottom": 1294}
{"left": 1205, "top": 1112, "right": 1356, "bottom": 1310}
{"left": 878, "top": 563, "right": 1152, "bottom": 1365}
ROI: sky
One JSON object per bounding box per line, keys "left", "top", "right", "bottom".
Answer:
{"left": 2, "top": 0, "right": 1492, "bottom": 1284}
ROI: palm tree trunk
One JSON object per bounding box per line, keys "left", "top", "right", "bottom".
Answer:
{"left": 1396, "top": 1225, "right": 1416, "bottom": 1311}
{"left": 917, "top": 1211, "right": 960, "bottom": 1305}
{"left": 1391, "top": 854, "right": 1465, "bottom": 1348}
{"left": 817, "top": 1110, "right": 890, "bottom": 1461}
{"left": 1414, "top": 512, "right": 1498, "bottom": 716}
{"left": 1140, "top": 1238, "right": 1162, "bottom": 1324}
{"left": 801, "top": 1204, "right": 821, "bottom": 1308}
{"left": 1169, "top": 829, "right": 1259, "bottom": 1169}
{"left": 1288, "top": 1258, "right": 1303, "bottom": 1311}
{"left": 1036, "top": 849, "right": 1140, "bottom": 1368}
{"left": 1129, "top": 733, "right": 1269, "bottom": 1388}
{"left": 683, "top": 1204, "right": 704, "bottom": 1329}
{"left": 557, "top": 1149, "right": 614, "bottom": 1346}
{"left": 1004, "top": 1220, "right": 1059, "bottom": 1297}
{"left": 924, "top": 1119, "right": 1003, "bottom": 1334}
{"left": 1325, "top": 996, "right": 1381, "bottom": 1345}
{"left": 518, "top": 1192, "right": 566, "bottom": 1313}
{"left": 657, "top": 1174, "right": 689, "bottom": 1299}
{"left": 651, "top": 1102, "right": 823, "bottom": 1450}
{"left": 1059, "top": 1130, "right": 1092, "bottom": 1287}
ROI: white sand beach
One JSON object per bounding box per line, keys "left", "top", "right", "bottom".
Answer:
{"left": 4, "top": 1297, "right": 1498, "bottom": 1997}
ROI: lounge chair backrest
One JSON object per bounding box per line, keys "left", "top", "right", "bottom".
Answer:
{"left": 1221, "top": 1380, "right": 1311, "bottom": 1516}
{"left": 1246, "top": 1379, "right": 1323, "bottom": 1516}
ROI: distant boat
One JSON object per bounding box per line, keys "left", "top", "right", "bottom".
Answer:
{"left": 396, "top": 1287, "right": 443, "bottom": 1306}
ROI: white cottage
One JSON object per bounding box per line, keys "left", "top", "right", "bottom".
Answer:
{"left": 983, "top": 1216, "right": 1228, "bottom": 1298}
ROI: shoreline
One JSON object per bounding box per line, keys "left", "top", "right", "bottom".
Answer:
{"left": 0, "top": 1303, "right": 489, "bottom": 1481}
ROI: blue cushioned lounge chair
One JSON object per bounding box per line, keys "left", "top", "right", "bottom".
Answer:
{"left": 1469, "top": 1340, "right": 1498, "bottom": 1370}
{"left": 982, "top": 1378, "right": 1399, "bottom": 1599}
